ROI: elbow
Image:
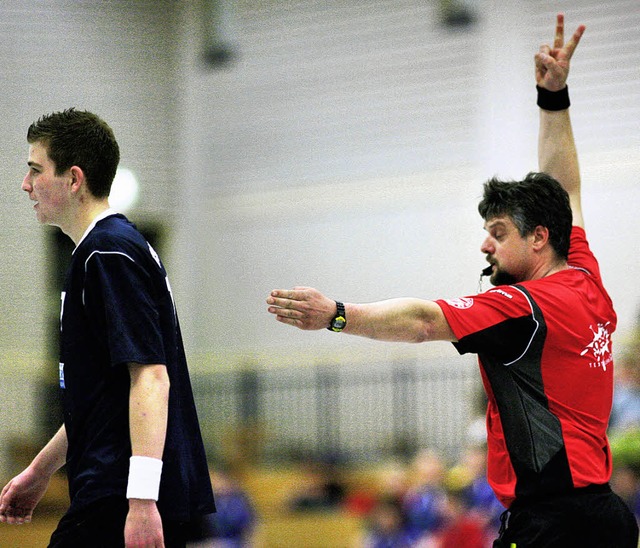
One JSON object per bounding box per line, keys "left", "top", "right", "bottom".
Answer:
{"left": 408, "top": 302, "right": 455, "bottom": 343}
{"left": 145, "top": 368, "right": 171, "bottom": 406}
{"left": 412, "top": 324, "right": 444, "bottom": 344}
{"left": 157, "top": 370, "right": 171, "bottom": 399}
{"left": 399, "top": 316, "right": 436, "bottom": 343}
{"left": 411, "top": 325, "right": 432, "bottom": 343}
{"left": 129, "top": 363, "right": 171, "bottom": 399}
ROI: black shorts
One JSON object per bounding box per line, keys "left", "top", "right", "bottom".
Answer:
{"left": 48, "top": 496, "right": 210, "bottom": 548}
{"left": 493, "top": 484, "right": 639, "bottom": 548}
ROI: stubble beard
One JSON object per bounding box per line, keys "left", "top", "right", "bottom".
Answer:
{"left": 491, "top": 266, "right": 519, "bottom": 287}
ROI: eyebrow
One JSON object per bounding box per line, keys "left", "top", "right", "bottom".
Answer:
{"left": 484, "top": 219, "right": 508, "bottom": 231}
{"left": 27, "top": 161, "right": 43, "bottom": 168}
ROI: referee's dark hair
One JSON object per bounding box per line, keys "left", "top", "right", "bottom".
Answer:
{"left": 478, "top": 172, "right": 573, "bottom": 260}
{"left": 27, "top": 108, "right": 120, "bottom": 199}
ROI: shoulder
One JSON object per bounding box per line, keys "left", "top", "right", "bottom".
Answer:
{"left": 440, "top": 288, "right": 540, "bottom": 359}
{"left": 90, "top": 214, "right": 142, "bottom": 246}
{"left": 436, "top": 287, "right": 533, "bottom": 334}
{"left": 439, "top": 287, "right": 531, "bottom": 314}
{"left": 567, "top": 225, "right": 604, "bottom": 280}
{"left": 79, "top": 215, "right": 147, "bottom": 258}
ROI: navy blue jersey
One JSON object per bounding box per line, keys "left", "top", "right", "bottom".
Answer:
{"left": 59, "top": 213, "right": 215, "bottom": 520}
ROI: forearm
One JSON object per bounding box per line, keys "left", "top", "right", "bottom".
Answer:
{"left": 538, "top": 108, "right": 580, "bottom": 192}
{"left": 534, "top": 15, "right": 586, "bottom": 228}
{"left": 267, "top": 288, "right": 456, "bottom": 342}
{"left": 344, "top": 298, "right": 456, "bottom": 343}
{"left": 0, "top": 426, "right": 67, "bottom": 524}
{"left": 126, "top": 364, "right": 169, "bottom": 542}
{"left": 31, "top": 425, "right": 67, "bottom": 477}
{"left": 538, "top": 107, "right": 584, "bottom": 227}
{"left": 128, "top": 363, "right": 169, "bottom": 459}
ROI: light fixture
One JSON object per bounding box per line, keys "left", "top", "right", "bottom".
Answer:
{"left": 109, "top": 167, "right": 139, "bottom": 213}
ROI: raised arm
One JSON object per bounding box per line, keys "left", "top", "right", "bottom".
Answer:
{"left": 536, "top": 13, "right": 586, "bottom": 228}
{"left": 267, "top": 287, "right": 456, "bottom": 343}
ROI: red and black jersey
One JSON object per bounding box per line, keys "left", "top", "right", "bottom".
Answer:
{"left": 436, "top": 227, "right": 616, "bottom": 508}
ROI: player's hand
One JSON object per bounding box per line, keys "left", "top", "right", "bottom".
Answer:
{"left": 535, "top": 13, "right": 585, "bottom": 91}
{"left": 125, "top": 499, "right": 165, "bottom": 547}
{"left": 267, "top": 287, "right": 336, "bottom": 330}
{"left": 0, "top": 467, "right": 51, "bottom": 524}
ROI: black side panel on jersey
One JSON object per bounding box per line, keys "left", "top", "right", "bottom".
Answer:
{"left": 456, "top": 285, "right": 573, "bottom": 500}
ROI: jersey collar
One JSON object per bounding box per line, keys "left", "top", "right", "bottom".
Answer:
{"left": 73, "top": 208, "right": 118, "bottom": 254}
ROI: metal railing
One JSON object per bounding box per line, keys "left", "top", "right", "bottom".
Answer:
{"left": 193, "top": 355, "right": 482, "bottom": 464}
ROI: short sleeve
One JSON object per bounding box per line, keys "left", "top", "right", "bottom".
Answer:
{"left": 567, "top": 226, "right": 601, "bottom": 278}
{"left": 436, "top": 287, "right": 538, "bottom": 363}
{"left": 83, "top": 251, "right": 166, "bottom": 367}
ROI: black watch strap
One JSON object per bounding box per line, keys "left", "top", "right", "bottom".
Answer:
{"left": 327, "top": 301, "right": 347, "bottom": 332}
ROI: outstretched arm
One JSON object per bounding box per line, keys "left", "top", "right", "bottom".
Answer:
{"left": 536, "top": 13, "right": 586, "bottom": 228}
{"left": 267, "top": 287, "right": 456, "bottom": 343}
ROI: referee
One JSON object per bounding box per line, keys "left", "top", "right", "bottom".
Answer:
{"left": 266, "top": 14, "right": 639, "bottom": 547}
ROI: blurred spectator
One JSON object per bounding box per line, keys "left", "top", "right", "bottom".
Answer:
{"left": 448, "top": 444, "right": 504, "bottom": 533}
{"left": 362, "top": 498, "right": 414, "bottom": 548}
{"left": 608, "top": 339, "right": 640, "bottom": 527}
{"left": 610, "top": 348, "right": 640, "bottom": 432}
{"left": 288, "top": 456, "right": 346, "bottom": 511}
{"left": 421, "top": 485, "right": 493, "bottom": 548}
{"left": 377, "top": 462, "right": 410, "bottom": 509}
{"left": 611, "top": 464, "right": 640, "bottom": 524}
{"left": 401, "top": 449, "right": 448, "bottom": 541}
{"left": 206, "top": 469, "right": 256, "bottom": 547}
{"left": 346, "top": 461, "right": 408, "bottom": 517}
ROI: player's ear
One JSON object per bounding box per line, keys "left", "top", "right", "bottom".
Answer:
{"left": 68, "top": 165, "right": 86, "bottom": 193}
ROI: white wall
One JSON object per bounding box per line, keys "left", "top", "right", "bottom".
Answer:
{"left": 0, "top": 0, "right": 181, "bottom": 479}
{"left": 1, "top": 0, "right": 639, "bottom": 478}
{"left": 174, "top": 0, "right": 640, "bottom": 366}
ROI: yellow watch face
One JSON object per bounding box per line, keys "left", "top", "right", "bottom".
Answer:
{"left": 331, "top": 316, "right": 346, "bottom": 331}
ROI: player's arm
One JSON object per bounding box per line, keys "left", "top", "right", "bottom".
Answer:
{"left": 536, "top": 14, "right": 586, "bottom": 228}
{"left": 125, "top": 362, "right": 170, "bottom": 546}
{"left": 267, "top": 287, "right": 457, "bottom": 343}
{"left": 0, "top": 425, "right": 68, "bottom": 524}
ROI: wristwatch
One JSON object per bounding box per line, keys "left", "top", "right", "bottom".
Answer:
{"left": 328, "top": 301, "right": 347, "bottom": 332}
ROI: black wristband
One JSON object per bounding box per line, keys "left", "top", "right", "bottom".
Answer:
{"left": 537, "top": 85, "right": 570, "bottom": 111}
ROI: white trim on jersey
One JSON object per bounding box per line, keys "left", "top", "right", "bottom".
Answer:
{"left": 503, "top": 286, "right": 540, "bottom": 367}
{"left": 73, "top": 208, "right": 118, "bottom": 254}
{"left": 81, "top": 250, "right": 136, "bottom": 307}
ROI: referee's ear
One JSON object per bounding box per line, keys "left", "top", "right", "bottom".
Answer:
{"left": 530, "top": 225, "right": 550, "bottom": 251}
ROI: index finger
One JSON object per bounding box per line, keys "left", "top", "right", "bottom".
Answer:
{"left": 563, "top": 24, "right": 586, "bottom": 60}
{"left": 269, "top": 288, "right": 306, "bottom": 302}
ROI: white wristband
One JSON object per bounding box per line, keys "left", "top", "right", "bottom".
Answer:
{"left": 126, "top": 456, "right": 163, "bottom": 500}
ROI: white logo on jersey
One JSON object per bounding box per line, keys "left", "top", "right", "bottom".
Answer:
{"left": 580, "top": 321, "right": 613, "bottom": 371}
{"left": 445, "top": 297, "right": 474, "bottom": 309}
{"left": 489, "top": 289, "right": 513, "bottom": 299}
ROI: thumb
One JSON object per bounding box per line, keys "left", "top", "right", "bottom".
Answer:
{"left": 537, "top": 52, "right": 555, "bottom": 68}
